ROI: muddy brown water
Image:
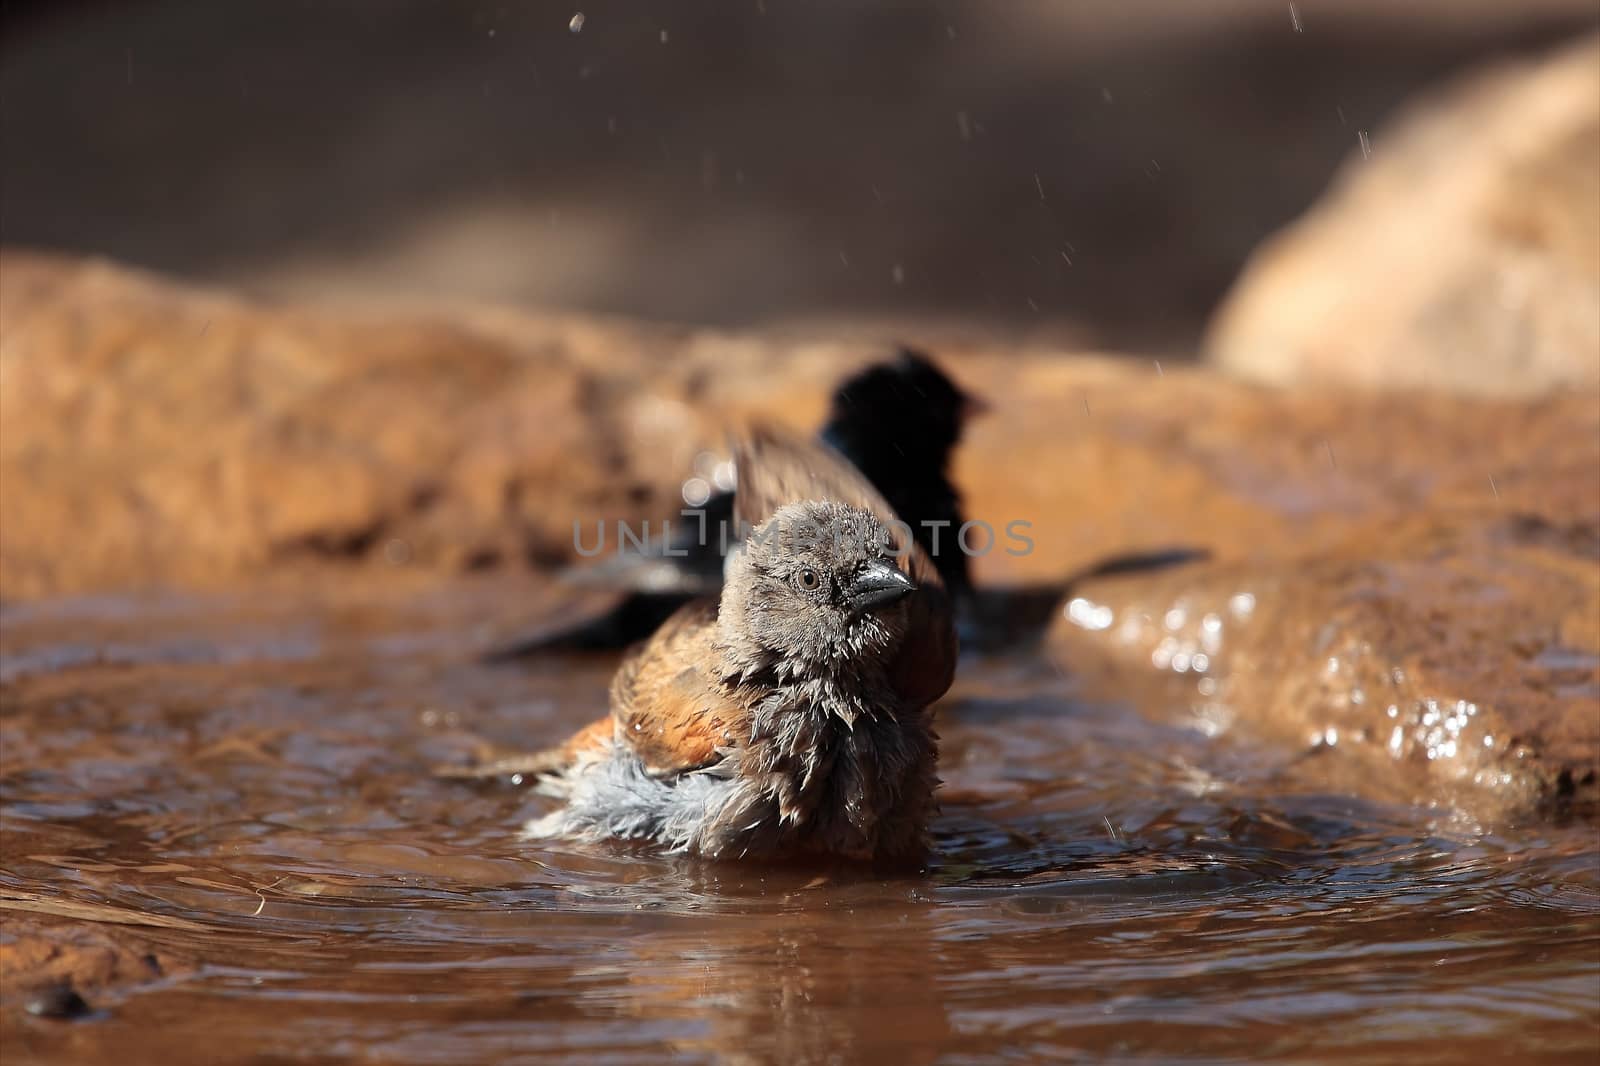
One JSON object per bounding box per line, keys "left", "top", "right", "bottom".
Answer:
{"left": 2, "top": 579, "right": 1597, "bottom": 1063}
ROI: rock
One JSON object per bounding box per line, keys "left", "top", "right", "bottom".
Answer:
{"left": 0, "top": 911, "right": 185, "bottom": 1019}
{"left": 945, "top": 355, "right": 1599, "bottom": 582}
{"left": 1048, "top": 516, "right": 1599, "bottom": 820}
{"left": 1206, "top": 35, "right": 1600, "bottom": 395}
{"left": 0, "top": 252, "right": 817, "bottom": 597}
{"left": 946, "top": 356, "right": 1599, "bottom": 819}
{"left": 24, "top": 983, "right": 93, "bottom": 1020}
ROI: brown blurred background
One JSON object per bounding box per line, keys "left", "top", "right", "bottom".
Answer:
{"left": 3, "top": 0, "right": 1596, "bottom": 352}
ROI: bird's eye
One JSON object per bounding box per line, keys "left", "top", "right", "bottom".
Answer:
{"left": 794, "top": 567, "right": 821, "bottom": 592}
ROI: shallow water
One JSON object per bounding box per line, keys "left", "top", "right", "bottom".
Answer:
{"left": 2, "top": 581, "right": 1597, "bottom": 1063}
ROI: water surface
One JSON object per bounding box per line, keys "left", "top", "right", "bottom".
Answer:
{"left": 2, "top": 581, "right": 1596, "bottom": 1062}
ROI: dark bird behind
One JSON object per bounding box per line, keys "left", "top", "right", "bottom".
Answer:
{"left": 486, "top": 348, "right": 981, "bottom": 657}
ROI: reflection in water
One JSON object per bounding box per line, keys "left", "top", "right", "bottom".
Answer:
{"left": 615, "top": 893, "right": 952, "bottom": 1065}
{"left": 1, "top": 585, "right": 1597, "bottom": 1062}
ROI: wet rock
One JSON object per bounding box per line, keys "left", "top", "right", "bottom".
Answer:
{"left": 24, "top": 983, "right": 93, "bottom": 1020}
{"left": 1049, "top": 519, "right": 1600, "bottom": 820}
{"left": 1206, "top": 35, "right": 1600, "bottom": 395}
{"left": 953, "top": 357, "right": 1600, "bottom": 819}
{"left": 0, "top": 912, "right": 183, "bottom": 1018}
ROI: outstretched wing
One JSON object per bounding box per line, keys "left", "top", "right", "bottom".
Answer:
{"left": 731, "top": 423, "right": 958, "bottom": 710}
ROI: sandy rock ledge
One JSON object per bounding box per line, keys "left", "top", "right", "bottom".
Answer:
{"left": 1207, "top": 34, "right": 1600, "bottom": 396}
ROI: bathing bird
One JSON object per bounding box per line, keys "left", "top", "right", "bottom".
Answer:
{"left": 448, "top": 425, "right": 958, "bottom": 863}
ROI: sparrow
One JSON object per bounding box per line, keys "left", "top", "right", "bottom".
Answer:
{"left": 451, "top": 425, "right": 959, "bottom": 863}
{"left": 486, "top": 348, "right": 982, "bottom": 657}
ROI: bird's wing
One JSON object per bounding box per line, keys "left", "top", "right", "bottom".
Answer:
{"left": 731, "top": 422, "right": 941, "bottom": 588}
{"left": 609, "top": 598, "right": 749, "bottom": 776}
{"left": 731, "top": 423, "right": 958, "bottom": 710}
{"left": 441, "top": 601, "right": 743, "bottom": 782}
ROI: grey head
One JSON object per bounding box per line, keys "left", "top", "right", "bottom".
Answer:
{"left": 718, "top": 500, "right": 917, "bottom": 678}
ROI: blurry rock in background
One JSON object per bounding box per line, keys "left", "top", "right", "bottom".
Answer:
{"left": 2, "top": 0, "right": 1596, "bottom": 355}
{"left": 1208, "top": 34, "right": 1600, "bottom": 396}
{"left": 2, "top": 250, "right": 1593, "bottom": 598}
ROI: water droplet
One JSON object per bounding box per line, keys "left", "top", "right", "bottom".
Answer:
{"left": 682, "top": 477, "right": 711, "bottom": 507}
{"left": 1357, "top": 130, "right": 1372, "bottom": 159}
{"left": 1066, "top": 597, "right": 1114, "bottom": 631}
{"left": 569, "top": 12, "right": 585, "bottom": 32}
{"left": 1152, "top": 637, "right": 1177, "bottom": 670}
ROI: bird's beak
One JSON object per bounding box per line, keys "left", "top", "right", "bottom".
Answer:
{"left": 846, "top": 560, "right": 917, "bottom": 615}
